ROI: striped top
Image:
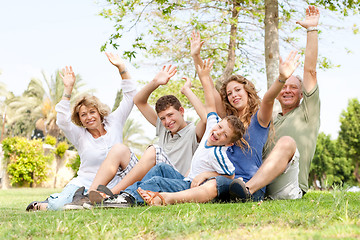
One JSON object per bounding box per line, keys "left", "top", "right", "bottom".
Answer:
{"left": 185, "top": 112, "right": 235, "bottom": 181}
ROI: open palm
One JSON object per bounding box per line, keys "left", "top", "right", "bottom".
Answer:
{"left": 279, "top": 51, "right": 300, "bottom": 81}
{"left": 296, "top": 5, "right": 320, "bottom": 29}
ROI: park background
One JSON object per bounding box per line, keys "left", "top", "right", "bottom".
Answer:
{"left": 0, "top": 1, "right": 359, "bottom": 189}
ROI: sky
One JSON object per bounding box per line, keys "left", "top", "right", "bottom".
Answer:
{"left": 0, "top": 0, "right": 359, "bottom": 139}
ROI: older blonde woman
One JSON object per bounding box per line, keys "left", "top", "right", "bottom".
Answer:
{"left": 26, "top": 53, "right": 137, "bottom": 211}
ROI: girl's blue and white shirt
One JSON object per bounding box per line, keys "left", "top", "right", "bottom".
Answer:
{"left": 185, "top": 112, "right": 235, "bottom": 181}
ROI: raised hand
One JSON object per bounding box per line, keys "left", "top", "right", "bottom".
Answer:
{"left": 296, "top": 5, "right": 320, "bottom": 29}
{"left": 180, "top": 77, "right": 192, "bottom": 95}
{"left": 105, "top": 52, "right": 126, "bottom": 70}
{"left": 197, "top": 58, "right": 214, "bottom": 79}
{"left": 153, "top": 65, "right": 177, "bottom": 86}
{"left": 59, "top": 66, "right": 76, "bottom": 89}
{"left": 189, "top": 30, "right": 204, "bottom": 56}
{"left": 279, "top": 51, "right": 301, "bottom": 81}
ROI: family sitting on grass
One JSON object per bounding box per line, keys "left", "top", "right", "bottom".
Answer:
{"left": 26, "top": 5, "right": 320, "bottom": 211}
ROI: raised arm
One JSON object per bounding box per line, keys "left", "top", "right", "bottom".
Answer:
{"left": 190, "top": 30, "right": 205, "bottom": 71}
{"left": 197, "top": 59, "right": 216, "bottom": 114}
{"left": 133, "top": 65, "right": 177, "bottom": 126}
{"left": 59, "top": 66, "right": 76, "bottom": 101}
{"left": 181, "top": 77, "right": 206, "bottom": 142}
{"left": 296, "top": 5, "right": 319, "bottom": 92}
{"left": 105, "top": 52, "right": 131, "bottom": 80}
{"left": 190, "top": 30, "right": 226, "bottom": 117}
{"left": 258, "top": 51, "right": 300, "bottom": 127}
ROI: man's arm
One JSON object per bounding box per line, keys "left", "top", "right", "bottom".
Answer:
{"left": 134, "top": 65, "right": 177, "bottom": 126}
{"left": 181, "top": 77, "right": 206, "bottom": 142}
{"left": 296, "top": 5, "right": 319, "bottom": 92}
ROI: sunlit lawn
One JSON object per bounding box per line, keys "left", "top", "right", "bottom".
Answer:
{"left": 0, "top": 188, "right": 359, "bottom": 239}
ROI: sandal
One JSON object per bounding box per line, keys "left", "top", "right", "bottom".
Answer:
{"left": 26, "top": 199, "right": 48, "bottom": 211}
{"left": 137, "top": 187, "right": 166, "bottom": 206}
{"left": 89, "top": 185, "right": 114, "bottom": 204}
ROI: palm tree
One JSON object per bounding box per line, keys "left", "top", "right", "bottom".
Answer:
{"left": 6, "top": 70, "right": 93, "bottom": 138}
{"left": 122, "top": 118, "right": 153, "bottom": 155}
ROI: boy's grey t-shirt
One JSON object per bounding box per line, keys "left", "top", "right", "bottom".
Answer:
{"left": 156, "top": 119, "right": 199, "bottom": 175}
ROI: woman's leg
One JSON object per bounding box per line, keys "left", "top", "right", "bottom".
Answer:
{"left": 110, "top": 146, "right": 158, "bottom": 194}
{"left": 47, "top": 184, "right": 81, "bottom": 210}
{"left": 88, "top": 143, "right": 131, "bottom": 192}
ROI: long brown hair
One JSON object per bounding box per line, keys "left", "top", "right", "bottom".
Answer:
{"left": 219, "top": 75, "right": 261, "bottom": 129}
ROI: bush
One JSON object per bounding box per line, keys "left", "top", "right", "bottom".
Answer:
{"left": 66, "top": 154, "right": 80, "bottom": 177}
{"left": 44, "top": 135, "right": 57, "bottom": 146}
{"left": 2, "top": 137, "right": 53, "bottom": 187}
{"left": 54, "top": 141, "right": 69, "bottom": 158}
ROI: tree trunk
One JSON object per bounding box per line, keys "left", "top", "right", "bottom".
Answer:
{"left": 219, "top": 0, "right": 240, "bottom": 85}
{"left": 354, "top": 161, "right": 360, "bottom": 183}
{"left": 264, "top": 0, "right": 279, "bottom": 89}
{"left": 313, "top": 174, "right": 320, "bottom": 190}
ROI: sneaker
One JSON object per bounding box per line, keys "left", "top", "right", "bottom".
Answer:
{"left": 90, "top": 192, "right": 135, "bottom": 208}
{"left": 63, "top": 186, "right": 90, "bottom": 210}
{"left": 229, "top": 178, "right": 252, "bottom": 202}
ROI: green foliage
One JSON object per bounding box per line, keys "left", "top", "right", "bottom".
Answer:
{"left": 338, "top": 98, "right": 360, "bottom": 182}
{"left": 112, "top": 89, "right": 123, "bottom": 112}
{"left": 311, "top": 132, "right": 354, "bottom": 189}
{"left": 66, "top": 154, "right": 80, "bottom": 177}
{"left": 142, "top": 77, "right": 205, "bottom": 108}
{"left": 100, "top": 0, "right": 269, "bottom": 80}
{"left": 44, "top": 135, "right": 57, "bottom": 146}
{"left": 1, "top": 137, "right": 53, "bottom": 186}
{"left": 54, "top": 141, "right": 69, "bottom": 158}
{"left": 314, "top": 0, "right": 360, "bottom": 15}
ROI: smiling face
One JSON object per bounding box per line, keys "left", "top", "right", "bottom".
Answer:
{"left": 226, "top": 81, "right": 249, "bottom": 115}
{"left": 158, "top": 106, "right": 187, "bottom": 135}
{"left": 276, "top": 75, "right": 303, "bottom": 114}
{"left": 207, "top": 119, "right": 235, "bottom": 147}
{"left": 78, "top": 105, "right": 102, "bottom": 130}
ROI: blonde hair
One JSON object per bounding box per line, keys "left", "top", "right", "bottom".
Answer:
{"left": 71, "top": 94, "right": 110, "bottom": 127}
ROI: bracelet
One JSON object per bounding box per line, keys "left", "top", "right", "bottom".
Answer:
{"left": 120, "top": 69, "right": 127, "bottom": 75}
{"left": 307, "top": 27, "right": 318, "bottom": 32}
{"left": 278, "top": 78, "right": 286, "bottom": 84}
{"left": 63, "top": 93, "right": 71, "bottom": 98}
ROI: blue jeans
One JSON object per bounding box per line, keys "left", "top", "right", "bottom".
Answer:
{"left": 47, "top": 184, "right": 86, "bottom": 210}
{"left": 215, "top": 176, "right": 264, "bottom": 202}
{"left": 124, "top": 163, "right": 191, "bottom": 204}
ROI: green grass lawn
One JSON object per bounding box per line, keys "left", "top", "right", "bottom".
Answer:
{"left": 0, "top": 188, "right": 359, "bottom": 239}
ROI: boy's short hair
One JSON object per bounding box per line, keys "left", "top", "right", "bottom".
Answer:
{"left": 155, "top": 95, "right": 182, "bottom": 113}
{"left": 224, "top": 115, "right": 245, "bottom": 144}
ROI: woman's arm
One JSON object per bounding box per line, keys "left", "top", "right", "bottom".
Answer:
{"left": 59, "top": 66, "right": 76, "bottom": 101}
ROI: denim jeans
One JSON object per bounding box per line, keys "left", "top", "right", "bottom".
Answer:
{"left": 124, "top": 163, "right": 190, "bottom": 204}
{"left": 47, "top": 184, "right": 87, "bottom": 210}
{"left": 215, "top": 176, "right": 264, "bottom": 202}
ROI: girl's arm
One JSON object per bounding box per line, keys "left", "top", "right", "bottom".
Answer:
{"left": 258, "top": 51, "right": 300, "bottom": 127}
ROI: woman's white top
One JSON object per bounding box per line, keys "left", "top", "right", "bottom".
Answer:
{"left": 55, "top": 79, "right": 137, "bottom": 189}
